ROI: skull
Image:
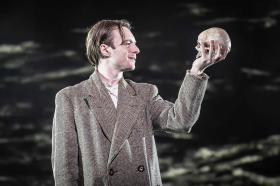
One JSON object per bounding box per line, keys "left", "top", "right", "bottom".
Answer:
{"left": 195, "top": 27, "right": 231, "bottom": 59}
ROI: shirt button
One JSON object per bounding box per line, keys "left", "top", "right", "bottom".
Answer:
{"left": 109, "top": 168, "right": 115, "bottom": 176}
{"left": 137, "top": 165, "right": 145, "bottom": 172}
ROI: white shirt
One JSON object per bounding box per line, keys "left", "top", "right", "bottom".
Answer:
{"left": 104, "top": 84, "right": 118, "bottom": 108}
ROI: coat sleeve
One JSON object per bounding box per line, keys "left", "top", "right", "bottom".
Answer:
{"left": 51, "top": 90, "right": 79, "bottom": 186}
{"left": 149, "top": 72, "right": 208, "bottom": 133}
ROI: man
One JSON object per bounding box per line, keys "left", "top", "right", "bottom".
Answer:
{"left": 51, "top": 19, "right": 230, "bottom": 186}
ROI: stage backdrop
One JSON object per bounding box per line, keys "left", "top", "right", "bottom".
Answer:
{"left": 1, "top": 1, "right": 280, "bottom": 186}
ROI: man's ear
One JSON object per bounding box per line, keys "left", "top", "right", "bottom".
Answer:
{"left": 100, "top": 44, "right": 111, "bottom": 57}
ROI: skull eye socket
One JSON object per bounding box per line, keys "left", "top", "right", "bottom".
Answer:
{"left": 204, "top": 42, "right": 210, "bottom": 48}
{"left": 196, "top": 41, "right": 211, "bottom": 49}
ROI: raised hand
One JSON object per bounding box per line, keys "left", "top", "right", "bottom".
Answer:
{"left": 190, "top": 27, "right": 231, "bottom": 75}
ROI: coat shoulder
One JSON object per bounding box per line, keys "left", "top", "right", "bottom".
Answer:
{"left": 55, "top": 79, "right": 89, "bottom": 98}
{"left": 125, "top": 79, "right": 157, "bottom": 99}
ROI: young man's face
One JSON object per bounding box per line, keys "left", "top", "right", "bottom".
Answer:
{"left": 109, "top": 27, "right": 140, "bottom": 72}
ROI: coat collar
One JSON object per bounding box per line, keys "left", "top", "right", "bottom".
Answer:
{"left": 88, "top": 70, "right": 136, "bottom": 97}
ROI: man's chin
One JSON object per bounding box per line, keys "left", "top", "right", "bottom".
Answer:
{"left": 122, "top": 65, "right": 135, "bottom": 72}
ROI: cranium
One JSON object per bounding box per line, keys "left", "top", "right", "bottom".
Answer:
{"left": 195, "top": 27, "right": 231, "bottom": 59}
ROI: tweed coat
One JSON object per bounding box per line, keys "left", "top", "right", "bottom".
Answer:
{"left": 51, "top": 70, "right": 208, "bottom": 186}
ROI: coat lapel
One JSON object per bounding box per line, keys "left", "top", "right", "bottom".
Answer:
{"left": 107, "top": 78, "right": 144, "bottom": 166}
{"left": 83, "top": 71, "right": 117, "bottom": 142}
{"left": 82, "top": 71, "right": 144, "bottom": 166}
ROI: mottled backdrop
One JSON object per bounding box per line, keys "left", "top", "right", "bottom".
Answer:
{"left": 1, "top": 1, "right": 280, "bottom": 186}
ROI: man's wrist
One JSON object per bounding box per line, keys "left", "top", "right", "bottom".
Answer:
{"left": 186, "top": 68, "right": 209, "bottom": 80}
{"left": 189, "top": 66, "right": 203, "bottom": 76}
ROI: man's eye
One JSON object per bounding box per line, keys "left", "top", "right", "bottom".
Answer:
{"left": 122, "top": 40, "right": 133, "bottom": 46}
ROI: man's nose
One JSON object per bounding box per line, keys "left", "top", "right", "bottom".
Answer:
{"left": 132, "top": 44, "right": 140, "bottom": 54}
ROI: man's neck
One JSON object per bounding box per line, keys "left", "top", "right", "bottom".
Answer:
{"left": 97, "top": 64, "right": 123, "bottom": 87}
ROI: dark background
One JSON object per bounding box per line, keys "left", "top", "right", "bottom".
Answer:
{"left": 1, "top": 1, "right": 280, "bottom": 185}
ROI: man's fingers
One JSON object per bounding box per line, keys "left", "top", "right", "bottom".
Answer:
{"left": 201, "top": 42, "right": 207, "bottom": 59}
{"left": 213, "top": 43, "right": 221, "bottom": 62}
{"left": 209, "top": 40, "right": 214, "bottom": 63}
{"left": 198, "top": 41, "right": 227, "bottom": 66}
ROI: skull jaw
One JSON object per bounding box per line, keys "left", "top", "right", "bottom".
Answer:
{"left": 196, "top": 51, "right": 202, "bottom": 59}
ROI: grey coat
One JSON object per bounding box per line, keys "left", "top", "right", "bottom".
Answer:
{"left": 51, "top": 70, "right": 208, "bottom": 186}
